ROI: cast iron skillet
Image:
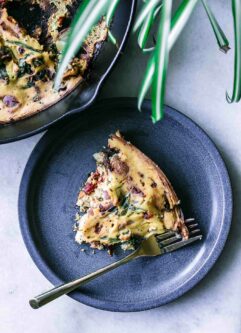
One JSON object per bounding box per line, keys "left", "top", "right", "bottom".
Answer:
{"left": 0, "top": 0, "right": 136, "bottom": 144}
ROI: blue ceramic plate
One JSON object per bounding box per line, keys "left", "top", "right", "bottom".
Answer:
{"left": 19, "top": 98, "right": 232, "bottom": 312}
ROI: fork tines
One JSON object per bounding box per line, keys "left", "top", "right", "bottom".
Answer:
{"left": 185, "top": 218, "right": 202, "bottom": 237}
{"left": 156, "top": 218, "right": 202, "bottom": 254}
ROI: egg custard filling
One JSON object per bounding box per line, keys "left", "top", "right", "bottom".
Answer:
{"left": 75, "top": 132, "right": 189, "bottom": 251}
{"left": 0, "top": 0, "right": 108, "bottom": 123}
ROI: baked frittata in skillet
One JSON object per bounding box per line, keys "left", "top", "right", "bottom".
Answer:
{"left": 0, "top": 0, "right": 107, "bottom": 123}
{"left": 75, "top": 132, "right": 189, "bottom": 252}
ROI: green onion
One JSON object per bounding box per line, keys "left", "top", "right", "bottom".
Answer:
{"left": 106, "top": 0, "right": 120, "bottom": 46}
{"left": 152, "top": 0, "right": 172, "bottom": 122}
{"left": 138, "top": 7, "right": 155, "bottom": 50}
{"left": 138, "top": 4, "right": 162, "bottom": 51}
{"left": 133, "top": 0, "right": 162, "bottom": 33}
{"left": 227, "top": 0, "right": 241, "bottom": 103}
{"left": 106, "top": 0, "right": 120, "bottom": 25}
{"left": 54, "top": 0, "right": 111, "bottom": 89}
{"left": 138, "top": 56, "right": 155, "bottom": 111}
{"left": 201, "top": 0, "right": 230, "bottom": 53}
{"left": 169, "top": 0, "right": 199, "bottom": 50}
{"left": 53, "top": 0, "right": 240, "bottom": 122}
{"left": 108, "top": 237, "right": 120, "bottom": 244}
{"left": 6, "top": 40, "right": 42, "bottom": 53}
{"left": 138, "top": 0, "right": 199, "bottom": 118}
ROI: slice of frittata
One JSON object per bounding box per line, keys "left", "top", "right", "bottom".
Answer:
{"left": 75, "top": 131, "right": 189, "bottom": 251}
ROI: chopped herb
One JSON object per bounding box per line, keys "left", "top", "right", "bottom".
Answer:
{"left": 32, "top": 57, "right": 44, "bottom": 68}
{"left": 17, "top": 59, "right": 32, "bottom": 78}
{"left": 121, "top": 230, "right": 131, "bottom": 235}
{"left": 0, "top": 46, "right": 12, "bottom": 62}
{"left": 6, "top": 40, "right": 42, "bottom": 53}
{"left": 0, "top": 65, "right": 9, "bottom": 84}
{"left": 107, "top": 205, "right": 117, "bottom": 213}
{"left": 24, "top": 78, "right": 35, "bottom": 88}
{"left": 108, "top": 237, "right": 120, "bottom": 244}
{"left": 32, "top": 95, "right": 40, "bottom": 102}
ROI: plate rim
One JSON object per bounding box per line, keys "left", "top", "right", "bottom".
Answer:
{"left": 18, "top": 97, "right": 233, "bottom": 312}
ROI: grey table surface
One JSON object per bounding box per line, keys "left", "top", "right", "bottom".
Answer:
{"left": 1, "top": 1, "right": 241, "bottom": 332}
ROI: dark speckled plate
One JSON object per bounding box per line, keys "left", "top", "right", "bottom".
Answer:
{"left": 18, "top": 98, "right": 232, "bottom": 312}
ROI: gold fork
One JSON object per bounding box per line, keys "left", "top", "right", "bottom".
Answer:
{"left": 29, "top": 219, "right": 202, "bottom": 309}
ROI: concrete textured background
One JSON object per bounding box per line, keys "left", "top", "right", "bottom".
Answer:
{"left": 0, "top": 1, "right": 241, "bottom": 332}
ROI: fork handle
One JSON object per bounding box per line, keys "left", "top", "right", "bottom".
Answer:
{"left": 29, "top": 249, "right": 140, "bottom": 309}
